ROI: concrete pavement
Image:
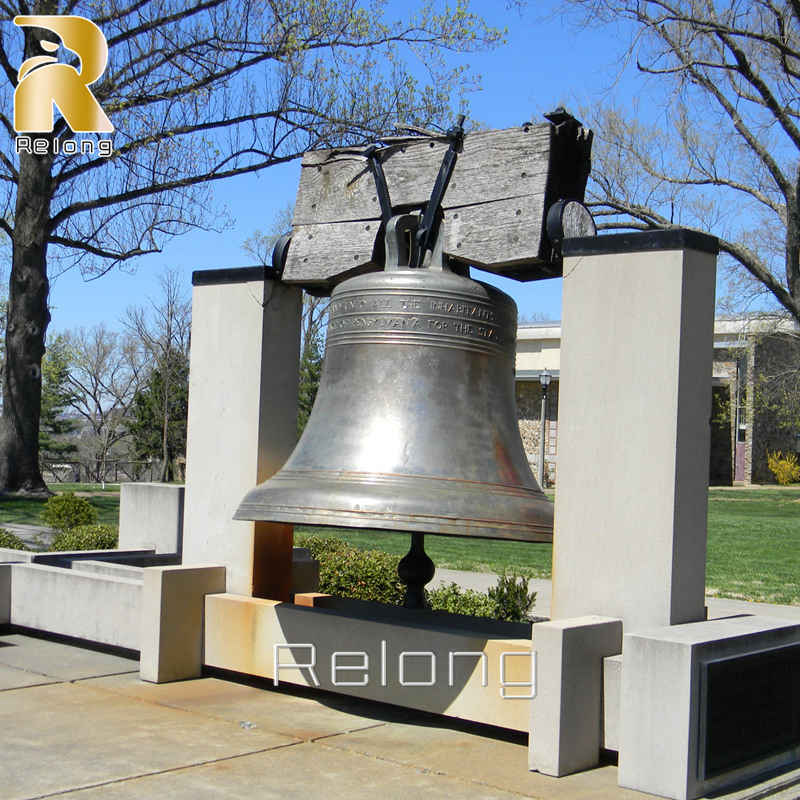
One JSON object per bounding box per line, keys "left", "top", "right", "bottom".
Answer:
{"left": 1, "top": 630, "right": 642, "bottom": 800}
{"left": 3, "top": 627, "right": 800, "bottom": 799}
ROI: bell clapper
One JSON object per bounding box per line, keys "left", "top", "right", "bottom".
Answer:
{"left": 398, "top": 533, "right": 436, "bottom": 609}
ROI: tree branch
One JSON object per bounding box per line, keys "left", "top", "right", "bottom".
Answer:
{"left": 653, "top": 23, "right": 794, "bottom": 201}
{"left": 48, "top": 235, "right": 161, "bottom": 262}
{"left": 54, "top": 107, "right": 287, "bottom": 185}
{"left": 716, "top": 30, "right": 800, "bottom": 151}
{"left": 103, "top": 0, "right": 227, "bottom": 52}
{"left": 50, "top": 150, "right": 298, "bottom": 230}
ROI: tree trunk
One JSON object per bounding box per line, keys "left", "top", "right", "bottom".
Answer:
{"left": 789, "top": 179, "right": 800, "bottom": 318}
{"left": 0, "top": 152, "right": 54, "bottom": 494}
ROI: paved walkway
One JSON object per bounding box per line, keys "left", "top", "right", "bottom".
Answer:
{"left": 3, "top": 622, "right": 800, "bottom": 799}
{"left": 2, "top": 631, "right": 643, "bottom": 800}
{"left": 1, "top": 522, "right": 57, "bottom": 549}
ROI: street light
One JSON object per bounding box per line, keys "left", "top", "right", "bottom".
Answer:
{"left": 539, "top": 371, "right": 551, "bottom": 488}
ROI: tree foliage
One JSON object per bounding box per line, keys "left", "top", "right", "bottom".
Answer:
{"left": 39, "top": 334, "right": 79, "bottom": 461}
{"left": 0, "top": 0, "right": 504, "bottom": 493}
{"left": 564, "top": 0, "right": 800, "bottom": 324}
{"left": 297, "top": 328, "right": 324, "bottom": 435}
{"left": 126, "top": 350, "right": 189, "bottom": 480}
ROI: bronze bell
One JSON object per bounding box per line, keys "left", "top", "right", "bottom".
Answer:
{"left": 236, "top": 214, "right": 553, "bottom": 537}
{"left": 235, "top": 215, "right": 553, "bottom": 604}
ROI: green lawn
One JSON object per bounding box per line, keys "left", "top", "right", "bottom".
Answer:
{"left": 705, "top": 488, "right": 800, "bottom": 605}
{"left": 2, "top": 485, "right": 799, "bottom": 604}
{"left": 297, "top": 487, "right": 800, "bottom": 604}
{"left": 295, "top": 527, "right": 554, "bottom": 578}
{"left": 49, "top": 483, "right": 122, "bottom": 493}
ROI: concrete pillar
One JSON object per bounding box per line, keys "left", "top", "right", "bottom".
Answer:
{"left": 140, "top": 565, "right": 226, "bottom": 683}
{"left": 552, "top": 231, "right": 718, "bottom": 631}
{"left": 119, "top": 483, "right": 184, "bottom": 554}
{"left": 529, "top": 616, "right": 622, "bottom": 776}
{"left": 181, "top": 268, "right": 301, "bottom": 597}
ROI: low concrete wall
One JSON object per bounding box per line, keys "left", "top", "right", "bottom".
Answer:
{"left": 69, "top": 560, "right": 146, "bottom": 580}
{"left": 620, "top": 615, "right": 800, "bottom": 799}
{"left": 602, "top": 654, "right": 622, "bottom": 751}
{"left": 205, "top": 593, "right": 534, "bottom": 732}
{"left": 529, "top": 616, "right": 622, "bottom": 777}
{"left": 0, "top": 548, "right": 35, "bottom": 563}
{"left": 9, "top": 563, "right": 142, "bottom": 650}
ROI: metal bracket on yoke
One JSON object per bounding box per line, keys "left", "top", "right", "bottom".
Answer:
{"left": 409, "top": 114, "right": 465, "bottom": 268}
{"left": 385, "top": 214, "right": 445, "bottom": 272}
{"left": 364, "top": 144, "right": 393, "bottom": 225}
{"left": 360, "top": 115, "right": 465, "bottom": 270}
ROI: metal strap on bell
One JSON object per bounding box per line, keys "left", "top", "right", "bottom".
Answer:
{"left": 235, "top": 214, "right": 554, "bottom": 543}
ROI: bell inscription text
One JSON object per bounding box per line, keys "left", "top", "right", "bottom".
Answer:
{"left": 328, "top": 290, "right": 513, "bottom": 351}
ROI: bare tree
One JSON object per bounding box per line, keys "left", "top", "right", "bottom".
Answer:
{"left": 62, "top": 323, "right": 143, "bottom": 481}
{"left": 562, "top": 0, "right": 800, "bottom": 324}
{"left": 244, "top": 205, "right": 328, "bottom": 434}
{"left": 124, "top": 268, "right": 191, "bottom": 481}
{"left": 243, "top": 204, "right": 328, "bottom": 348}
{"left": 0, "top": 0, "right": 504, "bottom": 494}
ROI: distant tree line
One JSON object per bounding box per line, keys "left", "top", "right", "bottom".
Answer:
{"left": 14, "top": 250, "right": 326, "bottom": 487}
{"left": 36, "top": 268, "right": 191, "bottom": 484}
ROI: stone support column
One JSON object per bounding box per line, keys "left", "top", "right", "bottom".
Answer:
{"left": 181, "top": 268, "right": 301, "bottom": 598}
{"left": 551, "top": 230, "right": 718, "bottom": 630}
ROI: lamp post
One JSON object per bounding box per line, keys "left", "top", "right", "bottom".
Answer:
{"left": 538, "top": 371, "right": 551, "bottom": 488}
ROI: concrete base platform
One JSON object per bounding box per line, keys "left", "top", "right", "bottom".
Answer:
{"left": 4, "top": 631, "right": 800, "bottom": 800}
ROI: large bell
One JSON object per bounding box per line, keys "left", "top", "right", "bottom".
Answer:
{"left": 235, "top": 215, "right": 554, "bottom": 543}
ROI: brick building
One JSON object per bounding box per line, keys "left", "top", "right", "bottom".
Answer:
{"left": 515, "top": 316, "right": 800, "bottom": 486}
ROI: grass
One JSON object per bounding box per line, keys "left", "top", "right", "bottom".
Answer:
{"left": 2, "top": 485, "right": 799, "bottom": 604}
{"left": 45, "top": 483, "right": 121, "bottom": 493}
{"left": 299, "top": 487, "right": 800, "bottom": 604}
{"left": 705, "top": 487, "right": 800, "bottom": 605}
{"left": 295, "top": 527, "right": 554, "bottom": 578}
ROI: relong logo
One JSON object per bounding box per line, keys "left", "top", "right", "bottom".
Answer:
{"left": 13, "top": 15, "right": 113, "bottom": 157}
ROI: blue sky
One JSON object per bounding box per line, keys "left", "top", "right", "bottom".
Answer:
{"left": 46, "top": 1, "right": 637, "bottom": 334}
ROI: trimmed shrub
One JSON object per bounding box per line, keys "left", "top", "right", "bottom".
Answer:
{"left": 300, "top": 535, "right": 537, "bottom": 622}
{"left": 0, "top": 528, "right": 28, "bottom": 551}
{"left": 428, "top": 575, "right": 536, "bottom": 622}
{"left": 488, "top": 573, "right": 537, "bottom": 622}
{"left": 317, "top": 545, "right": 405, "bottom": 605}
{"left": 41, "top": 493, "right": 97, "bottom": 532}
{"left": 50, "top": 524, "right": 118, "bottom": 551}
{"left": 427, "top": 582, "right": 496, "bottom": 618}
{"left": 296, "top": 534, "right": 351, "bottom": 560}
{"left": 767, "top": 450, "right": 800, "bottom": 485}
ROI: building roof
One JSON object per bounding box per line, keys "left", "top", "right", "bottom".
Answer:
{"left": 517, "top": 314, "right": 799, "bottom": 345}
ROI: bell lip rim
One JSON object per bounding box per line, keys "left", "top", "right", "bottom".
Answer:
{"left": 233, "top": 502, "right": 553, "bottom": 543}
